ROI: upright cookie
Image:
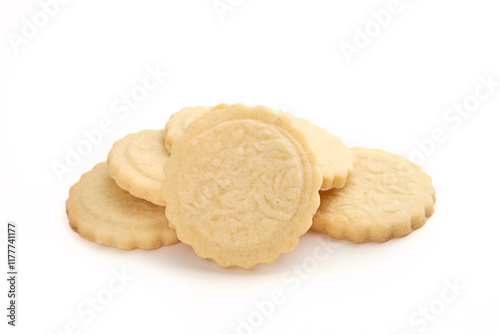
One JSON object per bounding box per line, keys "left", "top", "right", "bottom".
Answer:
{"left": 163, "top": 104, "right": 353, "bottom": 190}
{"left": 164, "top": 104, "right": 228, "bottom": 154}
{"left": 312, "top": 148, "right": 436, "bottom": 243}
{"left": 108, "top": 129, "right": 168, "bottom": 206}
{"left": 66, "top": 163, "right": 178, "bottom": 250}
{"left": 163, "top": 104, "right": 322, "bottom": 269}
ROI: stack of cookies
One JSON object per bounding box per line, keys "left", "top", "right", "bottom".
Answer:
{"left": 66, "top": 103, "right": 436, "bottom": 269}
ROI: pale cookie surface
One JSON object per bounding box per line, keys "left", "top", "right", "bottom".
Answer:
{"left": 312, "top": 148, "right": 436, "bottom": 243}
{"left": 163, "top": 104, "right": 322, "bottom": 269}
{"left": 108, "top": 129, "right": 168, "bottom": 206}
{"left": 164, "top": 104, "right": 353, "bottom": 191}
{"left": 66, "top": 163, "right": 178, "bottom": 250}
{"left": 164, "top": 104, "right": 228, "bottom": 154}
{"left": 288, "top": 116, "right": 353, "bottom": 190}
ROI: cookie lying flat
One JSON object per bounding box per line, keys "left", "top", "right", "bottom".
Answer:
{"left": 163, "top": 104, "right": 322, "bottom": 269}
{"left": 164, "top": 104, "right": 353, "bottom": 191}
{"left": 312, "top": 148, "right": 436, "bottom": 243}
{"left": 66, "top": 163, "right": 178, "bottom": 250}
{"left": 164, "top": 104, "right": 228, "bottom": 154}
{"left": 108, "top": 129, "right": 168, "bottom": 206}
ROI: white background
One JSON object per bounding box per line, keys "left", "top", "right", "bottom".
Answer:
{"left": 1, "top": 0, "right": 500, "bottom": 333}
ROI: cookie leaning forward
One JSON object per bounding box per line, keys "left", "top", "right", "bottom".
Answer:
{"left": 163, "top": 104, "right": 323, "bottom": 269}
{"left": 164, "top": 104, "right": 353, "bottom": 190}
{"left": 66, "top": 163, "right": 178, "bottom": 250}
{"left": 312, "top": 148, "right": 436, "bottom": 243}
{"left": 108, "top": 129, "right": 168, "bottom": 206}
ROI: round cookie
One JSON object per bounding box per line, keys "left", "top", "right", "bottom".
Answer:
{"left": 163, "top": 104, "right": 353, "bottom": 191}
{"left": 312, "top": 148, "right": 436, "bottom": 243}
{"left": 108, "top": 129, "right": 168, "bottom": 206}
{"left": 66, "top": 163, "right": 178, "bottom": 250}
{"left": 164, "top": 104, "right": 228, "bottom": 154}
{"left": 163, "top": 104, "right": 322, "bottom": 269}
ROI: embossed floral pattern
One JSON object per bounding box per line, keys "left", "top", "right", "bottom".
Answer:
{"left": 312, "top": 148, "right": 436, "bottom": 243}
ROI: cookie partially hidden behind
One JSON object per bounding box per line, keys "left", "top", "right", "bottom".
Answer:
{"left": 66, "top": 163, "right": 178, "bottom": 250}
{"left": 288, "top": 116, "right": 353, "bottom": 190}
{"left": 163, "top": 104, "right": 322, "bottom": 269}
{"left": 312, "top": 148, "right": 436, "bottom": 243}
{"left": 164, "top": 104, "right": 229, "bottom": 154}
{"left": 108, "top": 129, "right": 168, "bottom": 206}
